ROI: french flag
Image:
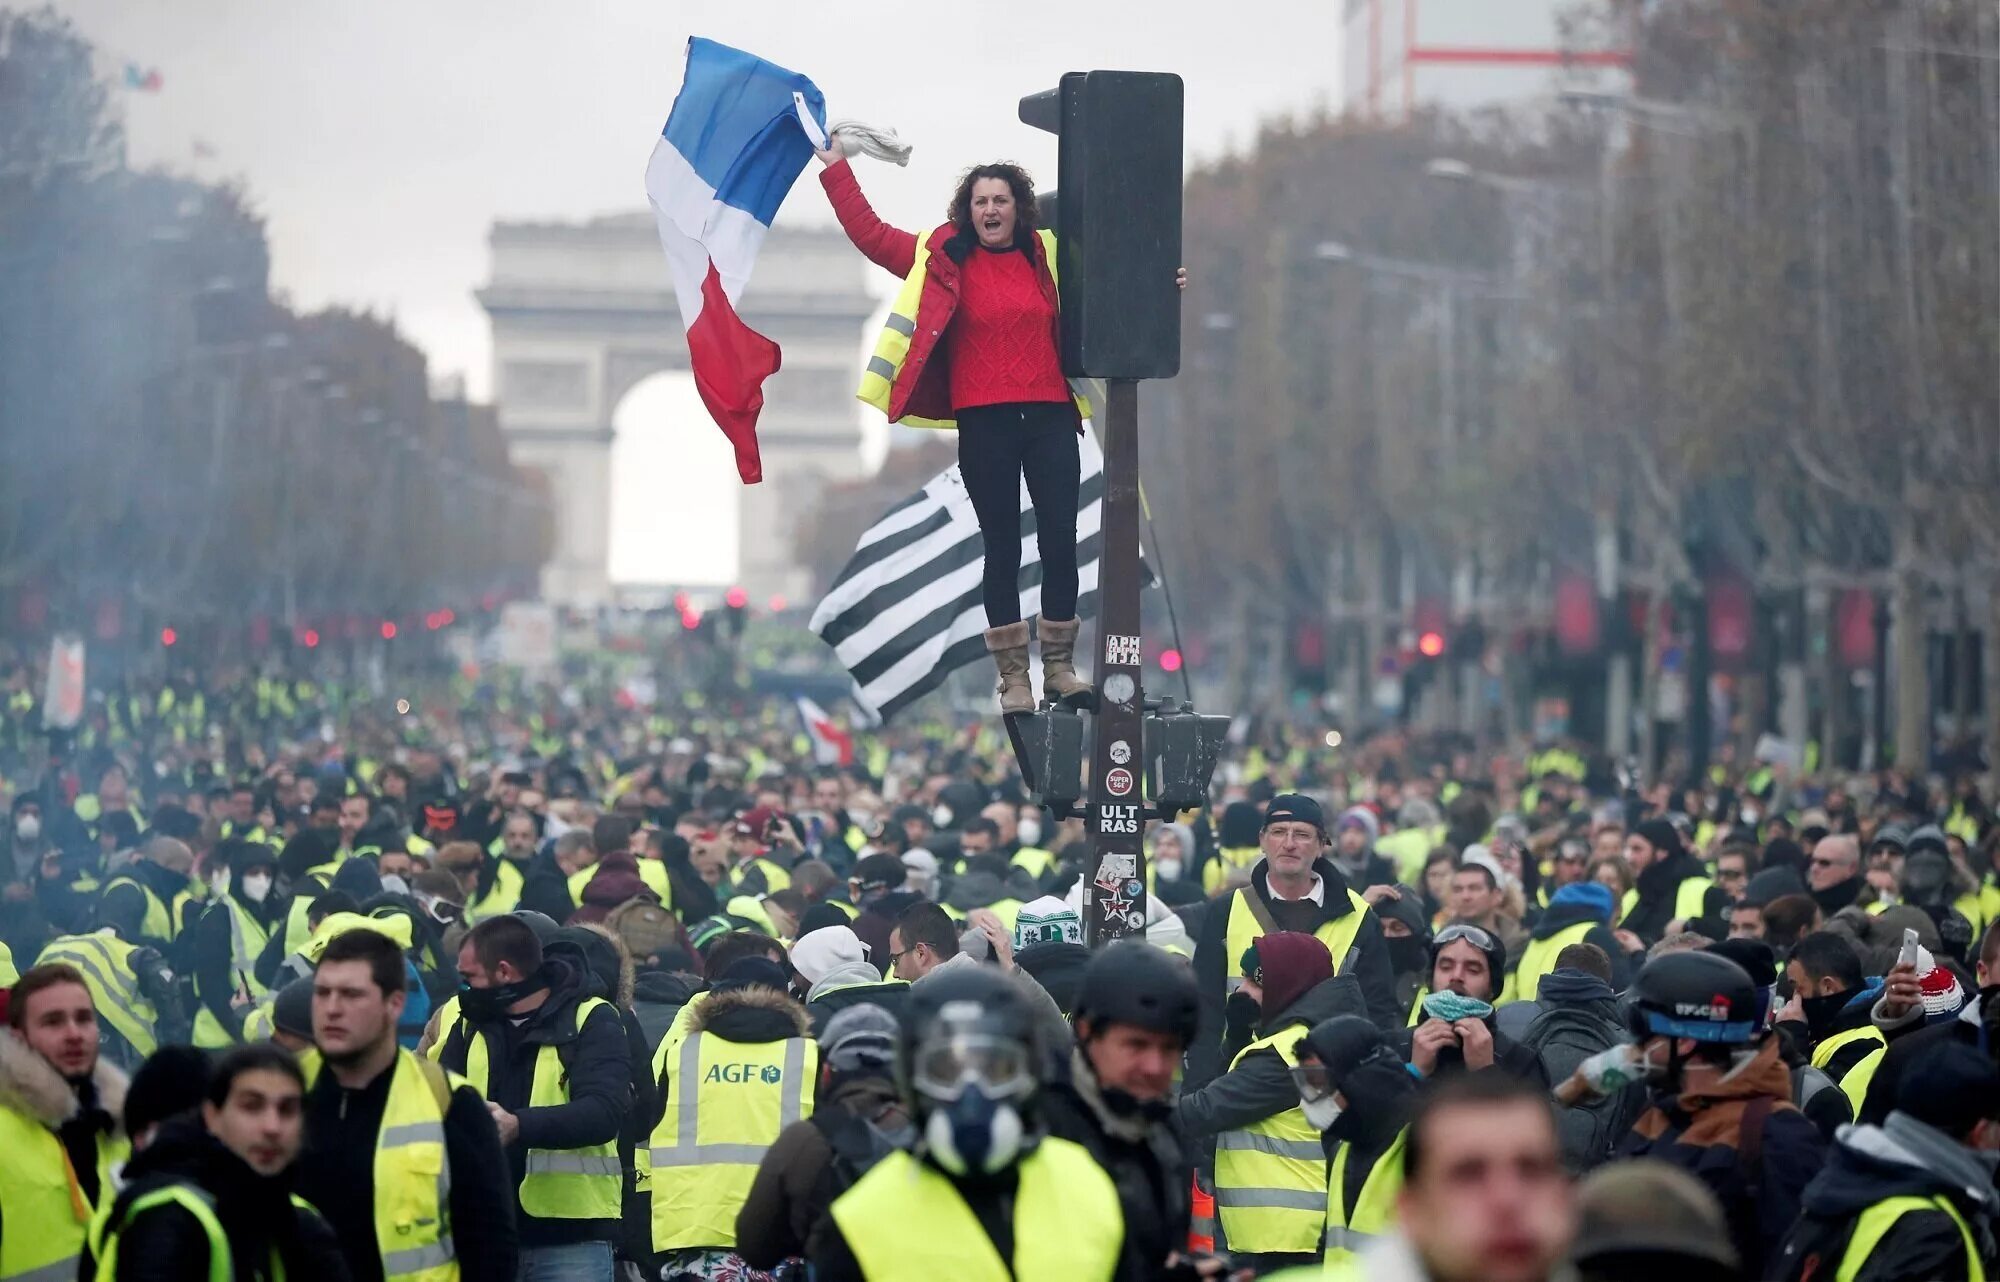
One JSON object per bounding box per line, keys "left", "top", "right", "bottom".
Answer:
{"left": 645, "top": 38, "right": 828, "bottom": 485}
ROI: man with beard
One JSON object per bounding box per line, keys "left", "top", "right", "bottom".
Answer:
{"left": 92, "top": 1045, "right": 347, "bottom": 1282}
{"left": 0, "top": 964, "right": 128, "bottom": 1282}
{"left": 1398, "top": 924, "right": 1546, "bottom": 1084}
{"left": 296, "top": 927, "right": 515, "bottom": 1282}
{"left": 1776, "top": 932, "right": 1888, "bottom": 1116}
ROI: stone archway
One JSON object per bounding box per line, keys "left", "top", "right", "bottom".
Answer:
{"left": 478, "top": 213, "right": 878, "bottom": 606}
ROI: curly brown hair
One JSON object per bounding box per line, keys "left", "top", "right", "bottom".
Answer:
{"left": 947, "top": 162, "right": 1039, "bottom": 247}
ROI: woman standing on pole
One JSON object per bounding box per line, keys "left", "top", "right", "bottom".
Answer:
{"left": 815, "top": 146, "right": 1181, "bottom": 715}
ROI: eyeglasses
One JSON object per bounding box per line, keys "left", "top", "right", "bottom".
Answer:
{"left": 1432, "top": 923, "right": 1498, "bottom": 950}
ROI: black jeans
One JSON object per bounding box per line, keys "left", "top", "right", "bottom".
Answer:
{"left": 956, "top": 400, "right": 1080, "bottom": 628}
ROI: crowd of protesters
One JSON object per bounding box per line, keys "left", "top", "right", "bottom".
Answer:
{"left": 2, "top": 652, "right": 1999, "bottom": 1281}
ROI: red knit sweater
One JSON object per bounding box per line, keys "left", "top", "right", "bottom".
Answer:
{"left": 946, "top": 244, "right": 1071, "bottom": 411}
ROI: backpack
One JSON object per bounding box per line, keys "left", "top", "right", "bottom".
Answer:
{"left": 1521, "top": 1002, "right": 1644, "bottom": 1172}
{"left": 605, "top": 893, "right": 677, "bottom": 964}
{"left": 811, "top": 1105, "right": 913, "bottom": 1204}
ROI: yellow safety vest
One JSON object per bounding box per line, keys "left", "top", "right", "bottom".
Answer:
{"left": 1405, "top": 987, "right": 1428, "bottom": 1028}
{"left": 648, "top": 1029, "right": 817, "bottom": 1250}
{"left": 1213, "top": 1023, "right": 1326, "bottom": 1254}
{"left": 192, "top": 897, "right": 274, "bottom": 1048}
{"left": 34, "top": 933, "right": 159, "bottom": 1060}
{"left": 856, "top": 227, "right": 1092, "bottom": 430}
{"left": 1836, "top": 1194, "right": 1985, "bottom": 1282}
{"left": 1505, "top": 920, "right": 1597, "bottom": 1008}
{"left": 461, "top": 998, "right": 621, "bottom": 1220}
{"left": 1223, "top": 885, "right": 1371, "bottom": 994}
{"left": 1203, "top": 847, "right": 1264, "bottom": 896}
{"left": 729, "top": 856, "right": 792, "bottom": 895}
{"left": 101, "top": 875, "right": 174, "bottom": 944}
{"left": 830, "top": 1141, "right": 1121, "bottom": 1282}
{"left": 463, "top": 860, "right": 524, "bottom": 925}
{"left": 97, "top": 1183, "right": 315, "bottom": 1282}
{"left": 0, "top": 941, "right": 14, "bottom": 987}
{"left": 0, "top": 1092, "right": 128, "bottom": 1282}
{"left": 300, "top": 1049, "right": 462, "bottom": 1282}
{"left": 1619, "top": 876, "right": 1715, "bottom": 925}
{"left": 566, "top": 859, "right": 673, "bottom": 909}
{"left": 421, "top": 995, "right": 461, "bottom": 1063}
{"left": 1323, "top": 1129, "right": 1406, "bottom": 1269}
{"left": 1011, "top": 847, "right": 1056, "bottom": 880}
{"left": 1811, "top": 1025, "right": 1888, "bottom": 1115}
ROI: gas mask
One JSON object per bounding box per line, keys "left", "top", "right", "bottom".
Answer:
{"left": 912, "top": 1028, "right": 1036, "bottom": 1177}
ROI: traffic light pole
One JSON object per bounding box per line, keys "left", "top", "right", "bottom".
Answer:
{"left": 1081, "top": 379, "right": 1147, "bottom": 945}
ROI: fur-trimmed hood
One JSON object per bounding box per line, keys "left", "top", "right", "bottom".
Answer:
{"left": 687, "top": 984, "right": 809, "bottom": 1044}
{"left": 0, "top": 1028, "right": 128, "bottom": 1132}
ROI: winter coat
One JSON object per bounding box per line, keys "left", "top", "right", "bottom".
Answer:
{"left": 1176, "top": 973, "right": 1367, "bottom": 1148}
{"left": 567, "top": 850, "right": 652, "bottom": 926}
{"left": 1520, "top": 968, "right": 1641, "bottom": 1171}
{"left": 1189, "top": 856, "right": 1397, "bottom": 1087}
{"left": 805, "top": 961, "right": 911, "bottom": 1037}
{"left": 911, "top": 951, "right": 1073, "bottom": 1078}
{"left": 1860, "top": 991, "right": 1986, "bottom": 1125}
{"left": 1517, "top": 897, "right": 1630, "bottom": 989}
{"left": 631, "top": 969, "right": 702, "bottom": 1054}
{"left": 1620, "top": 848, "right": 1728, "bottom": 945}
{"left": 1015, "top": 940, "right": 1092, "bottom": 1015}
{"left": 1043, "top": 1046, "right": 1189, "bottom": 1280}
{"left": 1392, "top": 1008, "right": 1550, "bottom": 1087}
{"left": 515, "top": 849, "right": 576, "bottom": 924}
{"left": 850, "top": 889, "right": 922, "bottom": 967}
{"left": 0, "top": 1025, "right": 127, "bottom": 1258}
{"left": 1616, "top": 1037, "right": 1828, "bottom": 1276}
{"left": 94, "top": 1117, "right": 348, "bottom": 1282}
{"left": 734, "top": 1072, "right": 911, "bottom": 1271}
{"left": 1774, "top": 1110, "right": 1999, "bottom": 1282}
{"left": 435, "top": 956, "right": 632, "bottom": 1248}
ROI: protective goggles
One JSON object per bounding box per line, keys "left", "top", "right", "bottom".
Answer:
{"left": 1288, "top": 1061, "right": 1337, "bottom": 1104}
{"left": 910, "top": 1033, "right": 1034, "bottom": 1101}
{"left": 1431, "top": 923, "right": 1498, "bottom": 951}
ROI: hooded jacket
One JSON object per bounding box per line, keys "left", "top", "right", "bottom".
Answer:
{"left": 0, "top": 1025, "right": 128, "bottom": 1253}
{"left": 631, "top": 969, "right": 703, "bottom": 1054}
{"left": 1622, "top": 848, "right": 1727, "bottom": 945}
{"left": 516, "top": 848, "right": 578, "bottom": 925}
{"left": 805, "top": 959, "right": 911, "bottom": 1036}
{"left": 1774, "top": 1111, "right": 1998, "bottom": 1282}
{"left": 92, "top": 1117, "right": 348, "bottom": 1282}
{"left": 1148, "top": 822, "right": 1205, "bottom": 908}
{"left": 1520, "top": 897, "right": 1629, "bottom": 988}
{"left": 567, "top": 850, "right": 652, "bottom": 926}
{"left": 1861, "top": 989, "right": 1992, "bottom": 1125}
{"left": 435, "top": 955, "right": 633, "bottom": 1247}
{"left": 1190, "top": 855, "right": 1397, "bottom": 1085}
{"left": 1014, "top": 940, "right": 1092, "bottom": 1015}
{"left": 734, "top": 1070, "right": 911, "bottom": 1271}
{"left": 1331, "top": 806, "right": 1397, "bottom": 889}
{"left": 1615, "top": 1037, "right": 1828, "bottom": 1276}
{"left": 1042, "top": 1045, "right": 1190, "bottom": 1280}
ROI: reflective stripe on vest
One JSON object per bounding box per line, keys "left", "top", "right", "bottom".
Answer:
{"left": 1213, "top": 1023, "right": 1326, "bottom": 1253}
{"left": 464, "top": 997, "right": 620, "bottom": 1220}
{"left": 1405, "top": 987, "right": 1428, "bottom": 1028}
{"left": 0, "top": 1099, "right": 127, "bottom": 1282}
{"left": 35, "top": 933, "right": 159, "bottom": 1058}
{"left": 1323, "top": 1129, "right": 1406, "bottom": 1267}
{"left": 1811, "top": 1025, "right": 1888, "bottom": 1115}
{"left": 97, "top": 1185, "right": 231, "bottom": 1282}
{"left": 1505, "top": 920, "right": 1596, "bottom": 1008}
{"left": 1838, "top": 1194, "right": 1985, "bottom": 1282}
{"left": 648, "top": 1030, "right": 816, "bottom": 1250}
{"left": 830, "top": 1140, "right": 1122, "bottom": 1282}
{"left": 1224, "top": 887, "right": 1370, "bottom": 994}
{"left": 856, "top": 228, "right": 1092, "bottom": 430}
{"left": 193, "top": 897, "right": 273, "bottom": 1048}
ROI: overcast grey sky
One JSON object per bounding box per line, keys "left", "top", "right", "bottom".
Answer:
{"left": 57, "top": 2, "right": 1343, "bottom": 585}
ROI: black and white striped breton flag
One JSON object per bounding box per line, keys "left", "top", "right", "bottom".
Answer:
{"left": 809, "top": 430, "right": 1150, "bottom": 722}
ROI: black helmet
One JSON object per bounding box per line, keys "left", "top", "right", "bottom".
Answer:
{"left": 510, "top": 909, "right": 562, "bottom": 946}
{"left": 1071, "top": 941, "right": 1199, "bottom": 1045}
{"left": 1628, "top": 950, "right": 1760, "bottom": 1046}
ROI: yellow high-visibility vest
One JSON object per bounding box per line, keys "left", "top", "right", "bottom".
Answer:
{"left": 648, "top": 1028, "right": 816, "bottom": 1251}
{"left": 567, "top": 859, "right": 673, "bottom": 909}
{"left": 1224, "top": 885, "right": 1370, "bottom": 995}
{"left": 191, "top": 897, "right": 273, "bottom": 1048}
{"left": 463, "top": 860, "right": 524, "bottom": 925}
{"left": 1619, "top": 876, "right": 1715, "bottom": 925}
{"left": 1836, "top": 1194, "right": 1985, "bottom": 1282}
{"left": 855, "top": 227, "right": 1092, "bottom": 431}
{"left": 1323, "top": 1129, "right": 1407, "bottom": 1270}
{"left": 300, "top": 1048, "right": 463, "bottom": 1281}
{"left": 1505, "top": 919, "right": 1597, "bottom": 1008}
{"left": 1811, "top": 1025, "right": 1888, "bottom": 1115}
{"left": 0, "top": 1090, "right": 127, "bottom": 1282}
{"left": 96, "top": 1183, "right": 316, "bottom": 1282}
{"left": 100, "top": 875, "right": 174, "bottom": 944}
{"left": 461, "top": 998, "right": 621, "bottom": 1220}
{"left": 830, "top": 1140, "right": 1121, "bottom": 1281}
{"left": 1213, "top": 1023, "right": 1326, "bottom": 1254}
{"left": 34, "top": 933, "right": 159, "bottom": 1060}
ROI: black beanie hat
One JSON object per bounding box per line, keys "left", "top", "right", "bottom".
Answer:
{"left": 1897, "top": 1042, "right": 2000, "bottom": 1137}
{"left": 125, "top": 1045, "right": 212, "bottom": 1138}
{"left": 1634, "top": 818, "right": 1684, "bottom": 860}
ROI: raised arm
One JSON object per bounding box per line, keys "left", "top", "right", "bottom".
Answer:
{"left": 816, "top": 152, "right": 919, "bottom": 279}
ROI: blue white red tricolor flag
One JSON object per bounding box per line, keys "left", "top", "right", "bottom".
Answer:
{"left": 646, "top": 38, "right": 828, "bottom": 485}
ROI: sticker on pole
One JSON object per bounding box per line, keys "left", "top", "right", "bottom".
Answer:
{"left": 1105, "top": 634, "right": 1141, "bottom": 666}
{"left": 1098, "top": 803, "right": 1141, "bottom": 835}
{"left": 1106, "top": 766, "right": 1134, "bottom": 797}
{"left": 1092, "top": 852, "right": 1137, "bottom": 892}
{"left": 1108, "top": 739, "right": 1132, "bottom": 765}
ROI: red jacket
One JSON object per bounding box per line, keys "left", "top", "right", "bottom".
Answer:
{"left": 820, "top": 160, "right": 1064, "bottom": 426}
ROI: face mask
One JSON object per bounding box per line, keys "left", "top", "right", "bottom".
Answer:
{"left": 1421, "top": 990, "right": 1495, "bottom": 1024}
{"left": 239, "top": 872, "right": 272, "bottom": 903}
{"left": 931, "top": 805, "right": 953, "bottom": 829}
{"left": 209, "top": 869, "right": 231, "bottom": 897}
{"left": 1301, "top": 1093, "right": 1344, "bottom": 1131}
{"left": 1798, "top": 988, "right": 1853, "bottom": 1040}
{"left": 1156, "top": 858, "right": 1183, "bottom": 884}
{"left": 1387, "top": 935, "right": 1430, "bottom": 976}
{"left": 379, "top": 873, "right": 410, "bottom": 897}
{"left": 923, "top": 1087, "right": 1026, "bottom": 1176}
{"left": 458, "top": 973, "right": 541, "bottom": 1022}
{"left": 1017, "top": 818, "right": 1042, "bottom": 847}
{"left": 13, "top": 815, "right": 40, "bottom": 843}
{"left": 1742, "top": 807, "right": 1761, "bottom": 826}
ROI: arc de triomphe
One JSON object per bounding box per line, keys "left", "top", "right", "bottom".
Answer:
{"left": 478, "top": 215, "right": 878, "bottom": 607}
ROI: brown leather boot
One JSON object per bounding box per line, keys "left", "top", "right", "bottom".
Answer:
{"left": 1037, "top": 615, "right": 1092, "bottom": 703}
{"left": 984, "top": 621, "right": 1035, "bottom": 715}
